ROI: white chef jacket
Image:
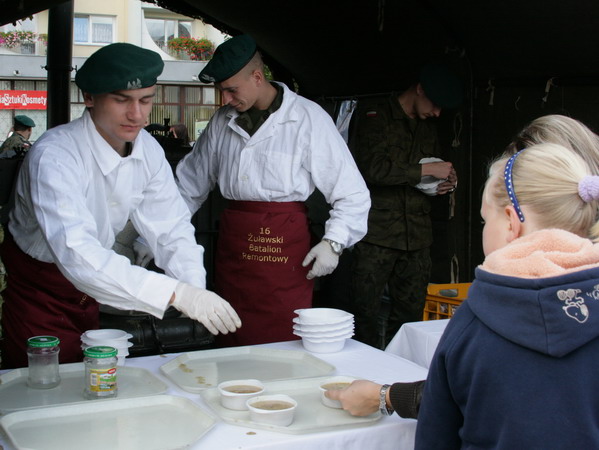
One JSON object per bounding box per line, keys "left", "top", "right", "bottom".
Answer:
{"left": 9, "top": 110, "right": 206, "bottom": 318}
{"left": 176, "top": 82, "right": 370, "bottom": 248}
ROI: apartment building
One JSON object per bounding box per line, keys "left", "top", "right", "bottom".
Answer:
{"left": 0, "top": 0, "right": 226, "bottom": 143}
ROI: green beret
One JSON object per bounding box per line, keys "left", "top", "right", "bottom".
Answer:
{"left": 75, "top": 43, "right": 164, "bottom": 95}
{"left": 199, "top": 35, "right": 257, "bottom": 83}
{"left": 420, "top": 63, "right": 463, "bottom": 109}
{"left": 14, "top": 115, "right": 35, "bottom": 128}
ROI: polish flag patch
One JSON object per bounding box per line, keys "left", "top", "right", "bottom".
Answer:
{"left": 366, "top": 110, "right": 377, "bottom": 117}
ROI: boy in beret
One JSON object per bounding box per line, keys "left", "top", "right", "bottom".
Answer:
{"left": 0, "top": 115, "right": 35, "bottom": 159}
{"left": 1, "top": 43, "right": 240, "bottom": 369}
{"left": 175, "top": 34, "right": 370, "bottom": 347}
{"left": 350, "top": 63, "right": 463, "bottom": 348}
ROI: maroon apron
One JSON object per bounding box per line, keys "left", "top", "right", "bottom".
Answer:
{"left": 0, "top": 233, "right": 99, "bottom": 369}
{"left": 215, "top": 201, "right": 314, "bottom": 347}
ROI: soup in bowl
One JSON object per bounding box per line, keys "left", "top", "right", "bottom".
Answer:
{"left": 217, "top": 379, "right": 265, "bottom": 410}
{"left": 246, "top": 394, "right": 297, "bottom": 427}
{"left": 319, "top": 375, "right": 357, "bottom": 408}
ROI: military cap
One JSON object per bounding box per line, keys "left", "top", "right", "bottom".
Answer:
{"left": 14, "top": 115, "right": 35, "bottom": 128}
{"left": 75, "top": 43, "right": 164, "bottom": 95}
{"left": 419, "top": 63, "right": 463, "bottom": 109}
{"left": 199, "top": 35, "right": 257, "bottom": 83}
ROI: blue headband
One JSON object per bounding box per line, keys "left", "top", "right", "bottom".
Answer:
{"left": 504, "top": 150, "right": 525, "bottom": 222}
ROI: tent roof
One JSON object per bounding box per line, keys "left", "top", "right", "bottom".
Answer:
{"left": 4, "top": 0, "right": 599, "bottom": 97}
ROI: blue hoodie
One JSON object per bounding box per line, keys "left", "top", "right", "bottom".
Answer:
{"left": 416, "top": 230, "right": 599, "bottom": 449}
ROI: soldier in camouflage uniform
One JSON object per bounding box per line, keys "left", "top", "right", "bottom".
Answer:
{"left": 0, "top": 115, "right": 35, "bottom": 159}
{"left": 350, "top": 64, "right": 463, "bottom": 348}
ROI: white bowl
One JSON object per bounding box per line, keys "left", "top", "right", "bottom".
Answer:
{"left": 81, "top": 338, "right": 133, "bottom": 348}
{"left": 246, "top": 394, "right": 297, "bottom": 427}
{"left": 292, "top": 317, "right": 354, "bottom": 332}
{"left": 302, "top": 337, "right": 348, "bottom": 353}
{"left": 293, "top": 322, "right": 354, "bottom": 333}
{"left": 318, "top": 376, "right": 357, "bottom": 408}
{"left": 217, "top": 379, "right": 265, "bottom": 410}
{"left": 82, "top": 329, "right": 133, "bottom": 341}
{"left": 293, "top": 328, "right": 354, "bottom": 340}
{"left": 294, "top": 308, "right": 353, "bottom": 325}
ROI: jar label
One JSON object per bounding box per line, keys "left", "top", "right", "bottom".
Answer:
{"left": 88, "top": 367, "right": 117, "bottom": 392}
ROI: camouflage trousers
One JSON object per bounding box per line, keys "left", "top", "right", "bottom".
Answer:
{"left": 351, "top": 241, "right": 431, "bottom": 349}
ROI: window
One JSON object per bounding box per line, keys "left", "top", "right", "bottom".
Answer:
{"left": 145, "top": 18, "right": 191, "bottom": 51}
{"left": 74, "top": 15, "right": 115, "bottom": 44}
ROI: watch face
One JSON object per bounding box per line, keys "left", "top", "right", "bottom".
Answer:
{"left": 325, "top": 239, "right": 342, "bottom": 254}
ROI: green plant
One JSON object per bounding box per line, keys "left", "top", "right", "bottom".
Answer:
{"left": 167, "top": 37, "right": 214, "bottom": 61}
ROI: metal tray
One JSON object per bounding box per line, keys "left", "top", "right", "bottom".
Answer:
{"left": 0, "top": 395, "right": 215, "bottom": 450}
{"left": 0, "top": 362, "right": 167, "bottom": 413}
{"left": 160, "top": 346, "right": 335, "bottom": 393}
{"left": 201, "top": 376, "right": 381, "bottom": 434}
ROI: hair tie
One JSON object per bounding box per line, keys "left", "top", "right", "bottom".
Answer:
{"left": 578, "top": 175, "right": 599, "bottom": 203}
{"left": 504, "top": 151, "right": 525, "bottom": 222}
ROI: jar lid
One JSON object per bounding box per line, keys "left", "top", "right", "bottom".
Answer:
{"left": 84, "top": 346, "right": 118, "bottom": 358}
{"left": 27, "top": 336, "right": 60, "bottom": 347}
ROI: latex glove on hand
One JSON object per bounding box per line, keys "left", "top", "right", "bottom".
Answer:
{"left": 172, "top": 282, "right": 242, "bottom": 335}
{"left": 324, "top": 380, "right": 382, "bottom": 416}
{"left": 133, "top": 238, "right": 154, "bottom": 268}
{"left": 302, "top": 240, "right": 339, "bottom": 280}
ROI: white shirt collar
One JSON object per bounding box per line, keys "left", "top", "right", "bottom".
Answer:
{"left": 82, "top": 110, "right": 144, "bottom": 176}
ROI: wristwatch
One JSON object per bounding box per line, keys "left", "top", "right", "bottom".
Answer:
{"left": 379, "top": 384, "right": 394, "bottom": 416}
{"left": 323, "top": 238, "right": 343, "bottom": 255}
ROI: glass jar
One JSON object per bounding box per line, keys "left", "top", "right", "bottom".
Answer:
{"left": 83, "top": 346, "right": 118, "bottom": 400}
{"left": 27, "top": 336, "right": 61, "bottom": 389}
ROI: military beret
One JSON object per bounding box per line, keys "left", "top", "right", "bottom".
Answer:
{"left": 75, "top": 43, "right": 164, "bottom": 95}
{"left": 419, "top": 63, "right": 463, "bottom": 109}
{"left": 199, "top": 35, "right": 257, "bottom": 83}
{"left": 14, "top": 115, "right": 35, "bottom": 128}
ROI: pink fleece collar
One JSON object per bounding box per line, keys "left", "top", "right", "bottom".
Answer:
{"left": 480, "top": 229, "right": 599, "bottom": 278}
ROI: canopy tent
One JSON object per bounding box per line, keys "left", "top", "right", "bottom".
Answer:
{"left": 3, "top": 0, "right": 599, "bottom": 279}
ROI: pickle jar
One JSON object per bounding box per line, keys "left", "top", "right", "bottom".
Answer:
{"left": 27, "top": 336, "right": 61, "bottom": 389}
{"left": 83, "top": 346, "right": 118, "bottom": 399}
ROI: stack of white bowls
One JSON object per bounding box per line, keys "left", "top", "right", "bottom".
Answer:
{"left": 293, "top": 308, "right": 354, "bottom": 353}
{"left": 81, "top": 329, "right": 133, "bottom": 366}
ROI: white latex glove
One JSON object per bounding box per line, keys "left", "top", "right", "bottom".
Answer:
{"left": 302, "top": 240, "right": 340, "bottom": 280}
{"left": 172, "top": 282, "right": 242, "bottom": 335}
{"left": 133, "top": 238, "right": 154, "bottom": 268}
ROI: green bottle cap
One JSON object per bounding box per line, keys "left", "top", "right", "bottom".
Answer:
{"left": 27, "top": 336, "right": 60, "bottom": 347}
{"left": 83, "top": 346, "right": 118, "bottom": 358}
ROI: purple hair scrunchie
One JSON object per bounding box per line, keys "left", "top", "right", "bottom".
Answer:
{"left": 578, "top": 175, "right": 599, "bottom": 203}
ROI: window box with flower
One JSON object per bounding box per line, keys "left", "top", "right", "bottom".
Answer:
{"left": 167, "top": 37, "right": 214, "bottom": 61}
{"left": 0, "top": 31, "right": 47, "bottom": 55}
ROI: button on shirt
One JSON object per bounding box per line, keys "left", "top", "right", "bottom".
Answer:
{"left": 176, "top": 82, "right": 370, "bottom": 248}
{"left": 9, "top": 110, "right": 206, "bottom": 318}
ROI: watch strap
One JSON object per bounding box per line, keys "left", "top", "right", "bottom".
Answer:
{"left": 379, "top": 384, "right": 394, "bottom": 416}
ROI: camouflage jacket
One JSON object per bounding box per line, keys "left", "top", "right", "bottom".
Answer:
{"left": 350, "top": 92, "right": 441, "bottom": 250}
{"left": 0, "top": 133, "right": 31, "bottom": 159}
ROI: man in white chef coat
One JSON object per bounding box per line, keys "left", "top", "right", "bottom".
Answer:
{"left": 175, "top": 34, "right": 370, "bottom": 346}
{"left": 0, "top": 43, "right": 240, "bottom": 369}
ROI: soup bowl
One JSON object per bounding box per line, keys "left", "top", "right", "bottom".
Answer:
{"left": 217, "top": 379, "right": 265, "bottom": 410}
{"left": 318, "top": 375, "right": 357, "bottom": 408}
{"left": 246, "top": 394, "right": 297, "bottom": 427}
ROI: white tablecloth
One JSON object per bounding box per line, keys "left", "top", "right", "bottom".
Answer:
{"left": 0, "top": 339, "right": 428, "bottom": 450}
{"left": 385, "top": 320, "right": 449, "bottom": 369}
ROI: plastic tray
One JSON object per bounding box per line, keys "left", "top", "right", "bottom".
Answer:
{"left": 160, "top": 346, "right": 335, "bottom": 393}
{"left": 201, "top": 376, "right": 381, "bottom": 434}
{"left": 0, "top": 395, "right": 215, "bottom": 450}
{"left": 0, "top": 362, "right": 167, "bottom": 413}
